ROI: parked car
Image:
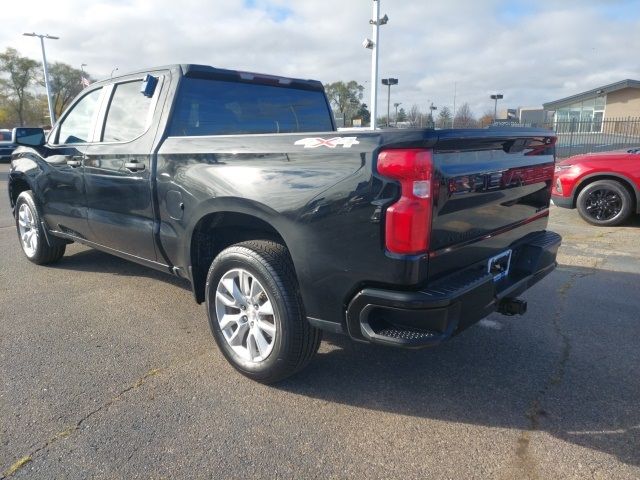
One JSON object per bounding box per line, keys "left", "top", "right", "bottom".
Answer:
{"left": 8, "top": 64, "right": 561, "bottom": 382}
{"left": 0, "top": 129, "right": 16, "bottom": 162}
{"left": 552, "top": 148, "right": 640, "bottom": 226}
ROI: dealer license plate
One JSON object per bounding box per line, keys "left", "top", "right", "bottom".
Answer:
{"left": 487, "top": 250, "right": 512, "bottom": 282}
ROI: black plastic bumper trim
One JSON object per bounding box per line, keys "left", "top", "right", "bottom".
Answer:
{"left": 307, "top": 316, "right": 345, "bottom": 334}
{"left": 346, "top": 230, "right": 561, "bottom": 348}
{"left": 551, "top": 195, "right": 574, "bottom": 209}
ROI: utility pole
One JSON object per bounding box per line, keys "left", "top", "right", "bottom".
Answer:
{"left": 23, "top": 32, "right": 59, "bottom": 125}
{"left": 364, "top": 1, "right": 388, "bottom": 130}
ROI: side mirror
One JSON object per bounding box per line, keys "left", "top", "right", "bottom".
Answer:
{"left": 12, "top": 127, "right": 46, "bottom": 147}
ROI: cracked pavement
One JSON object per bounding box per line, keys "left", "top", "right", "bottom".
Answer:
{"left": 1, "top": 163, "right": 639, "bottom": 479}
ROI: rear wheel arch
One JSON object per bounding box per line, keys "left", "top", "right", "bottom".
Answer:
{"left": 204, "top": 239, "right": 321, "bottom": 383}
{"left": 189, "top": 211, "right": 291, "bottom": 304}
{"left": 572, "top": 173, "right": 639, "bottom": 212}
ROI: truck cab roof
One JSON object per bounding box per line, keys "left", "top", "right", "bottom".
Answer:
{"left": 103, "top": 64, "right": 324, "bottom": 91}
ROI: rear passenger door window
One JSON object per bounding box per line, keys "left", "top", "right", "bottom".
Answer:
{"left": 102, "top": 80, "right": 155, "bottom": 142}
{"left": 56, "top": 88, "right": 103, "bottom": 144}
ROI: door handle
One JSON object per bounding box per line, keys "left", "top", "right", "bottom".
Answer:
{"left": 67, "top": 154, "right": 87, "bottom": 167}
{"left": 124, "top": 161, "right": 146, "bottom": 172}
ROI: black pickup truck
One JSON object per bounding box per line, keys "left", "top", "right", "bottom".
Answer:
{"left": 8, "top": 64, "right": 561, "bottom": 382}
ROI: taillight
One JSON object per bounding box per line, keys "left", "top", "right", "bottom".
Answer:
{"left": 377, "top": 149, "right": 434, "bottom": 255}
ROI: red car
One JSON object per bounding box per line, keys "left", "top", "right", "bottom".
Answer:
{"left": 552, "top": 149, "right": 640, "bottom": 226}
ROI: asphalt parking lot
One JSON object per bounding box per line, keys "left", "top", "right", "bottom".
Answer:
{"left": 1, "top": 162, "right": 639, "bottom": 479}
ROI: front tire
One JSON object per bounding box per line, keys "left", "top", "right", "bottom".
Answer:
{"left": 15, "top": 191, "right": 66, "bottom": 264}
{"left": 205, "top": 240, "right": 321, "bottom": 383}
{"left": 576, "top": 180, "right": 633, "bottom": 226}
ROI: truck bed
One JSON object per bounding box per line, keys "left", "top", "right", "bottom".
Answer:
{"left": 156, "top": 127, "right": 556, "bottom": 328}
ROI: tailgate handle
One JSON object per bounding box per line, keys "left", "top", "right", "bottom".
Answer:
{"left": 124, "top": 161, "right": 146, "bottom": 172}
{"left": 503, "top": 139, "right": 529, "bottom": 153}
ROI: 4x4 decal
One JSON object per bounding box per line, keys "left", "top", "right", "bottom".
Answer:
{"left": 294, "top": 137, "right": 360, "bottom": 149}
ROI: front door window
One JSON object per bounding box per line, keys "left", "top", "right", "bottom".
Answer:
{"left": 56, "top": 88, "right": 103, "bottom": 144}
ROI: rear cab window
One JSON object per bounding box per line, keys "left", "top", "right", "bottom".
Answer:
{"left": 168, "top": 77, "right": 333, "bottom": 136}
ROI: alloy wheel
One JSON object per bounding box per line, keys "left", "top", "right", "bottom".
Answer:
{"left": 214, "top": 268, "right": 277, "bottom": 363}
{"left": 17, "top": 203, "right": 39, "bottom": 257}
{"left": 584, "top": 188, "right": 622, "bottom": 221}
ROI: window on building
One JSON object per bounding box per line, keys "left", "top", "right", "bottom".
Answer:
{"left": 554, "top": 94, "right": 606, "bottom": 133}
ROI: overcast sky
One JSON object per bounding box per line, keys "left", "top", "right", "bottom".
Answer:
{"left": 4, "top": 0, "right": 640, "bottom": 117}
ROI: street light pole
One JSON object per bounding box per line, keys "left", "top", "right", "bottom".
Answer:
{"left": 364, "top": 1, "right": 388, "bottom": 130}
{"left": 491, "top": 93, "right": 504, "bottom": 121}
{"left": 370, "top": 1, "right": 380, "bottom": 131}
{"left": 387, "top": 83, "right": 391, "bottom": 125}
{"left": 381, "top": 78, "right": 398, "bottom": 127}
{"left": 452, "top": 82, "right": 457, "bottom": 128}
{"left": 23, "top": 32, "right": 59, "bottom": 125}
{"left": 429, "top": 103, "right": 437, "bottom": 127}
{"left": 382, "top": 80, "right": 391, "bottom": 123}
{"left": 80, "top": 63, "right": 87, "bottom": 86}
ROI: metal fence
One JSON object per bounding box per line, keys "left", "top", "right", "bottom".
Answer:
{"left": 538, "top": 117, "right": 640, "bottom": 159}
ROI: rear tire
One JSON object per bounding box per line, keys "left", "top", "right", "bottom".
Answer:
{"left": 205, "top": 240, "right": 321, "bottom": 383}
{"left": 15, "top": 191, "right": 66, "bottom": 264}
{"left": 576, "top": 180, "right": 633, "bottom": 226}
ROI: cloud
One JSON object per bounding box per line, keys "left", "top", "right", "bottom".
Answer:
{"left": 4, "top": 0, "right": 640, "bottom": 117}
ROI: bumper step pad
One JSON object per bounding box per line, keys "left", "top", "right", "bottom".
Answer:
{"left": 375, "top": 327, "right": 438, "bottom": 341}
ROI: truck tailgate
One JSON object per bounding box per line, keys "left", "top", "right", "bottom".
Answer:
{"left": 428, "top": 131, "right": 555, "bottom": 280}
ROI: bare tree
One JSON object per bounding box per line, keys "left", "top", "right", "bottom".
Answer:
{"left": 407, "top": 104, "right": 422, "bottom": 127}
{"left": 454, "top": 103, "right": 477, "bottom": 128}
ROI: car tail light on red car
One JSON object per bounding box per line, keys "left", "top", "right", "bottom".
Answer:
{"left": 377, "top": 149, "right": 434, "bottom": 255}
